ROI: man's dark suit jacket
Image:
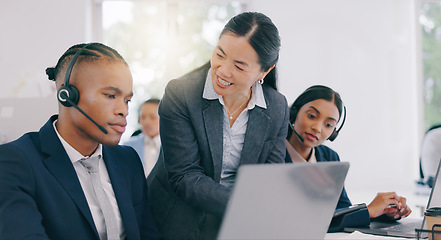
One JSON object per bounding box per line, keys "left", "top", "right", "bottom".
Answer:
{"left": 0, "top": 115, "right": 161, "bottom": 240}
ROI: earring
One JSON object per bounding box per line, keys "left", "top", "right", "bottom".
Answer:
{"left": 258, "top": 78, "right": 264, "bottom": 85}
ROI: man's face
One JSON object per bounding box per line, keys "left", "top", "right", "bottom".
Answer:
{"left": 139, "top": 102, "right": 159, "bottom": 138}
{"left": 62, "top": 60, "right": 133, "bottom": 148}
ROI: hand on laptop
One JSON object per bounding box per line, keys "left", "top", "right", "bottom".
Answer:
{"left": 367, "top": 192, "right": 412, "bottom": 220}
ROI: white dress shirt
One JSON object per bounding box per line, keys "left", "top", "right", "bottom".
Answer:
{"left": 143, "top": 134, "right": 160, "bottom": 177}
{"left": 53, "top": 120, "right": 125, "bottom": 239}
{"left": 202, "top": 68, "right": 267, "bottom": 188}
{"left": 286, "top": 140, "right": 317, "bottom": 163}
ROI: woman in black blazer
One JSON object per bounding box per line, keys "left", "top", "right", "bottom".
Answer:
{"left": 147, "top": 12, "right": 289, "bottom": 240}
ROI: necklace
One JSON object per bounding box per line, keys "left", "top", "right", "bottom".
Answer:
{"left": 225, "top": 94, "right": 250, "bottom": 120}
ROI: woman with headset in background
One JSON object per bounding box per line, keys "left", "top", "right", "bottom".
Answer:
{"left": 286, "top": 85, "right": 412, "bottom": 230}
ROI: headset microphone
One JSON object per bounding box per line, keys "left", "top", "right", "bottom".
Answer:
{"left": 293, "top": 128, "right": 305, "bottom": 143}
{"left": 293, "top": 128, "right": 304, "bottom": 143}
{"left": 58, "top": 91, "right": 108, "bottom": 134}
{"left": 289, "top": 123, "right": 304, "bottom": 142}
{"left": 57, "top": 43, "right": 108, "bottom": 134}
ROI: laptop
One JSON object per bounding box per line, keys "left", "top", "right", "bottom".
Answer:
{"left": 344, "top": 159, "right": 441, "bottom": 238}
{"left": 217, "top": 161, "right": 350, "bottom": 240}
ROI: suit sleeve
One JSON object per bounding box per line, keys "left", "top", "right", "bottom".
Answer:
{"left": 264, "top": 92, "right": 289, "bottom": 164}
{"left": 331, "top": 151, "right": 353, "bottom": 209}
{"left": 336, "top": 187, "right": 352, "bottom": 209}
{"left": 0, "top": 143, "right": 49, "bottom": 239}
{"left": 158, "top": 79, "right": 230, "bottom": 218}
{"left": 141, "top": 186, "right": 163, "bottom": 240}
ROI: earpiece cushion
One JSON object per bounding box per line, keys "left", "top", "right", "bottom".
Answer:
{"left": 328, "top": 129, "right": 338, "bottom": 141}
{"left": 57, "top": 85, "right": 79, "bottom": 107}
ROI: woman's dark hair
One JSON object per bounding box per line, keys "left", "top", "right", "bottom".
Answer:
{"left": 289, "top": 85, "right": 344, "bottom": 124}
{"left": 221, "top": 12, "right": 281, "bottom": 90}
{"left": 45, "top": 42, "right": 127, "bottom": 82}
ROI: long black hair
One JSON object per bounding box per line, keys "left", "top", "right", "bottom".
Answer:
{"left": 221, "top": 12, "right": 281, "bottom": 90}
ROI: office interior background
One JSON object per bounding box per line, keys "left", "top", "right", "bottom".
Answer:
{"left": 1, "top": 0, "right": 440, "bottom": 213}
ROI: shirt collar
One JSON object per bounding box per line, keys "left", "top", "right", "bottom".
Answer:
{"left": 203, "top": 68, "right": 267, "bottom": 109}
{"left": 144, "top": 134, "right": 161, "bottom": 146}
{"left": 290, "top": 146, "right": 317, "bottom": 163}
{"left": 52, "top": 120, "right": 103, "bottom": 163}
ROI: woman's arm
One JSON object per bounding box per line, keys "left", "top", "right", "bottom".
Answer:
{"left": 264, "top": 92, "right": 289, "bottom": 164}
{"left": 159, "top": 79, "right": 230, "bottom": 218}
{"left": 368, "top": 192, "right": 412, "bottom": 220}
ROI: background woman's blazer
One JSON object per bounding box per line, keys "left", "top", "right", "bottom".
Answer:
{"left": 147, "top": 63, "right": 289, "bottom": 239}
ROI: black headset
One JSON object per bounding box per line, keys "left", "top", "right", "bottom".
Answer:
{"left": 57, "top": 43, "right": 91, "bottom": 107}
{"left": 56, "top": 43, "right": 108, "bottom": 134}
{"left": 328, "top": 105, "right": 346, "bottom": 141}
{"left": 290, "top": 101, "right": 346, "bottom": 142}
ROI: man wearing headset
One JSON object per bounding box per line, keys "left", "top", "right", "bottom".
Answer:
{"left": 0, "top": 43, "right": 161, "bottom": 240}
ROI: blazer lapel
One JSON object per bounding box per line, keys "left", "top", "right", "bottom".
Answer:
{"left": 202, "top": 99, "right": 224, "bottom": 182}
{"left": 240, "top": 107, "right": 270, "bottom": 165}
{"left": 103, "top": 148, "right": 138, "bottom": 240}
{"left": 39, "top": 116, "right": 97, "bottom": 233}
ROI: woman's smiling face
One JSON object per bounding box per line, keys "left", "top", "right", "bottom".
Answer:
{"left": 210, "top": 32, "right": 267, "bottom": 98}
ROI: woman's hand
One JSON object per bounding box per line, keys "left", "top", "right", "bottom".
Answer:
{"left": 367, "top": 192, "right": 412, "bottom": 219}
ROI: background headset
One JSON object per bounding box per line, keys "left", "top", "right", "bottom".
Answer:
{"left": 289, "top": 87, "right": 346, "bottom": 142}
{"left": 57, "top": 43, "right": 108, "bottom": 134}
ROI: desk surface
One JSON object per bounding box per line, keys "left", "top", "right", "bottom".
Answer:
{"left": 325, "top": 231, "right": 412, "bottom": 239}
{"left": 325, "top": 217, "right": 424, "bottom": 240}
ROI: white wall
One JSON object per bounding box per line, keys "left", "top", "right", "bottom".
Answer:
{"left": 0, "top": 0, "right": 92, "bottom": 142}
{"left": 248, "top": 0, "right": 420, "bottom": 204}
{"left": 1, "top": 0, "right": 92, "bottom": 98}
{"left": 0, "top": 0, "right": 421, "bottom": 205}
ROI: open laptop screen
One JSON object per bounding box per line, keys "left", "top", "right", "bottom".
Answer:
{"left": 218, "top": 162, "right": 350, "bottom": 240}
